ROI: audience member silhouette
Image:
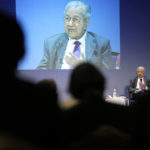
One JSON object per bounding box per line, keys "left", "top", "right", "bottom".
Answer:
{"left": 132, "top": 93, "right": 150, "bottom": 150}
{"left": 0, "top": 12, "right": 61, "bottom": 150}
{"left": 60, "top": 62, "right": 105, "bottom": 110}
{"left": 36, "top": 79, "right": 58, "bottom": 102}
{"left": 68, "top": 62, "right": 105, "bottom": 99}
{"left": 1, "top": 12, "right": 149, "bottom": 150}
{"left": 60, "top": 62, "right": 105, "bottom": 148}
{"left": 62, "top": 62, "right": 135, "bottom": 150}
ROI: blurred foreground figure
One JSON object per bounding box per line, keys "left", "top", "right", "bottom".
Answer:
{"left": 61, "top": 62, "right": 133, "bottom": 150}
{"left": 133, "top": 92, "right": 150, "bottom": 150}
{"left": 60, "top": 62, "right": 105, "bottom": 110}
{"left": 0, "top": 12, "right": 61, "bottom": 150}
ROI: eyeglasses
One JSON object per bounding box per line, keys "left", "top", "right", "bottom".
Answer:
{"left": 65, "top": 16, "right": 81, "bottom": 24}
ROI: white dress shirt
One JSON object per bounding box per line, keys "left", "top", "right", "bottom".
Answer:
{"left": 136, "top": 77, "right": 148, "bottom": 90}
{"left": 61, "top": 32, "right": 86, "bottom": 69}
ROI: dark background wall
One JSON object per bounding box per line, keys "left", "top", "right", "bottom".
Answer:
{"left": 0, "top": 0, "right": 15, "bottom": 17}
{"left": 1, "top": 0, "right": 150, "bottom": 101}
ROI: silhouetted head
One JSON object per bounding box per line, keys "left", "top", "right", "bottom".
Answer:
{"left": 36, "top": 79, "right": 58, "bottom": 101}
{"left": 37, "top": 79, "right": 57, "bottom": 93}
{"left": 68, "top": 62, "right": 105, "bottom": 99}
{"left": 0, "top": 12, "right": 25, "bottom": 73}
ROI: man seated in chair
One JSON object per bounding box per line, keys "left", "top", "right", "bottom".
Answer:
{"left": 129, "top": 66, "right": 150, "bottom": 102}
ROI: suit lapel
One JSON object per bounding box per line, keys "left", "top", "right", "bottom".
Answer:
{"left": 135, "top": 76, "right": 147, "bottom": 86}
{"left": 85, "top": 33, "right": 97, "bottom": 61}
{"left": 55, "top": 32, "right": 98, "bottom": 68}
{"left": 143, "top": 76, "right": 147, "bottom": 83}
{"left": 135, "top": 77, "right": 138, "bottom": 88}
{"left": 55, "top": 34, "right": 68, "bottom": 69}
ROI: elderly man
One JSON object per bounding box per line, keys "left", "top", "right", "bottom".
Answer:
{"left": 37, "top": 1, "right": 115, "bottom": 69}
{"left": 129, "top": 66, "right": 150, "bottom": 101}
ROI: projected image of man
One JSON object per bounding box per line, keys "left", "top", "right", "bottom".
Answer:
{"left": 37, "top": 1, "right": 115, "bottom": 69}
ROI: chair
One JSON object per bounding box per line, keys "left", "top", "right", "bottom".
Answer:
{"left": 128, "top": 88, "right": 136, "bottom": 106}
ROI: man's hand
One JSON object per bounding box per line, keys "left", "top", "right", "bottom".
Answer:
{"left": 135, "top": 89, "right": 141, "bottom": 93}
{"left": 64, "top": 52, "right": 85, "bottom": 68}
{"left": 139, "top": 82, "right": 146, "bottom": 89}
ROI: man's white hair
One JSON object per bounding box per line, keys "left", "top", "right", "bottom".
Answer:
{"left": 64, "top": 1, "right": 91, "bottom": 19}
{"left": 136, "top": 66, "right": 145, "bottom": 72}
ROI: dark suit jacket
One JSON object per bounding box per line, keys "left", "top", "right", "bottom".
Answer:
{"left": 129, "top": 76, "right": 150, "bottom": 99}
{"left": 37, "top": 32, "right": 115, "bottom": 69}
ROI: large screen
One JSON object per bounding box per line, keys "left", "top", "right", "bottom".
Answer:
{"left": 1, "top": 0, "right": 150, "bottom": 99}
{"left": 16, "top": 0, "right": 120, "bottom": 70}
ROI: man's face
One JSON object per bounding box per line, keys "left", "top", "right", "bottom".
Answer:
{"left": 64, "top": 7, "right": 89, "bottom": 40}
{"left": 137, "top": 68, "right": 145, "bottom": 78}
